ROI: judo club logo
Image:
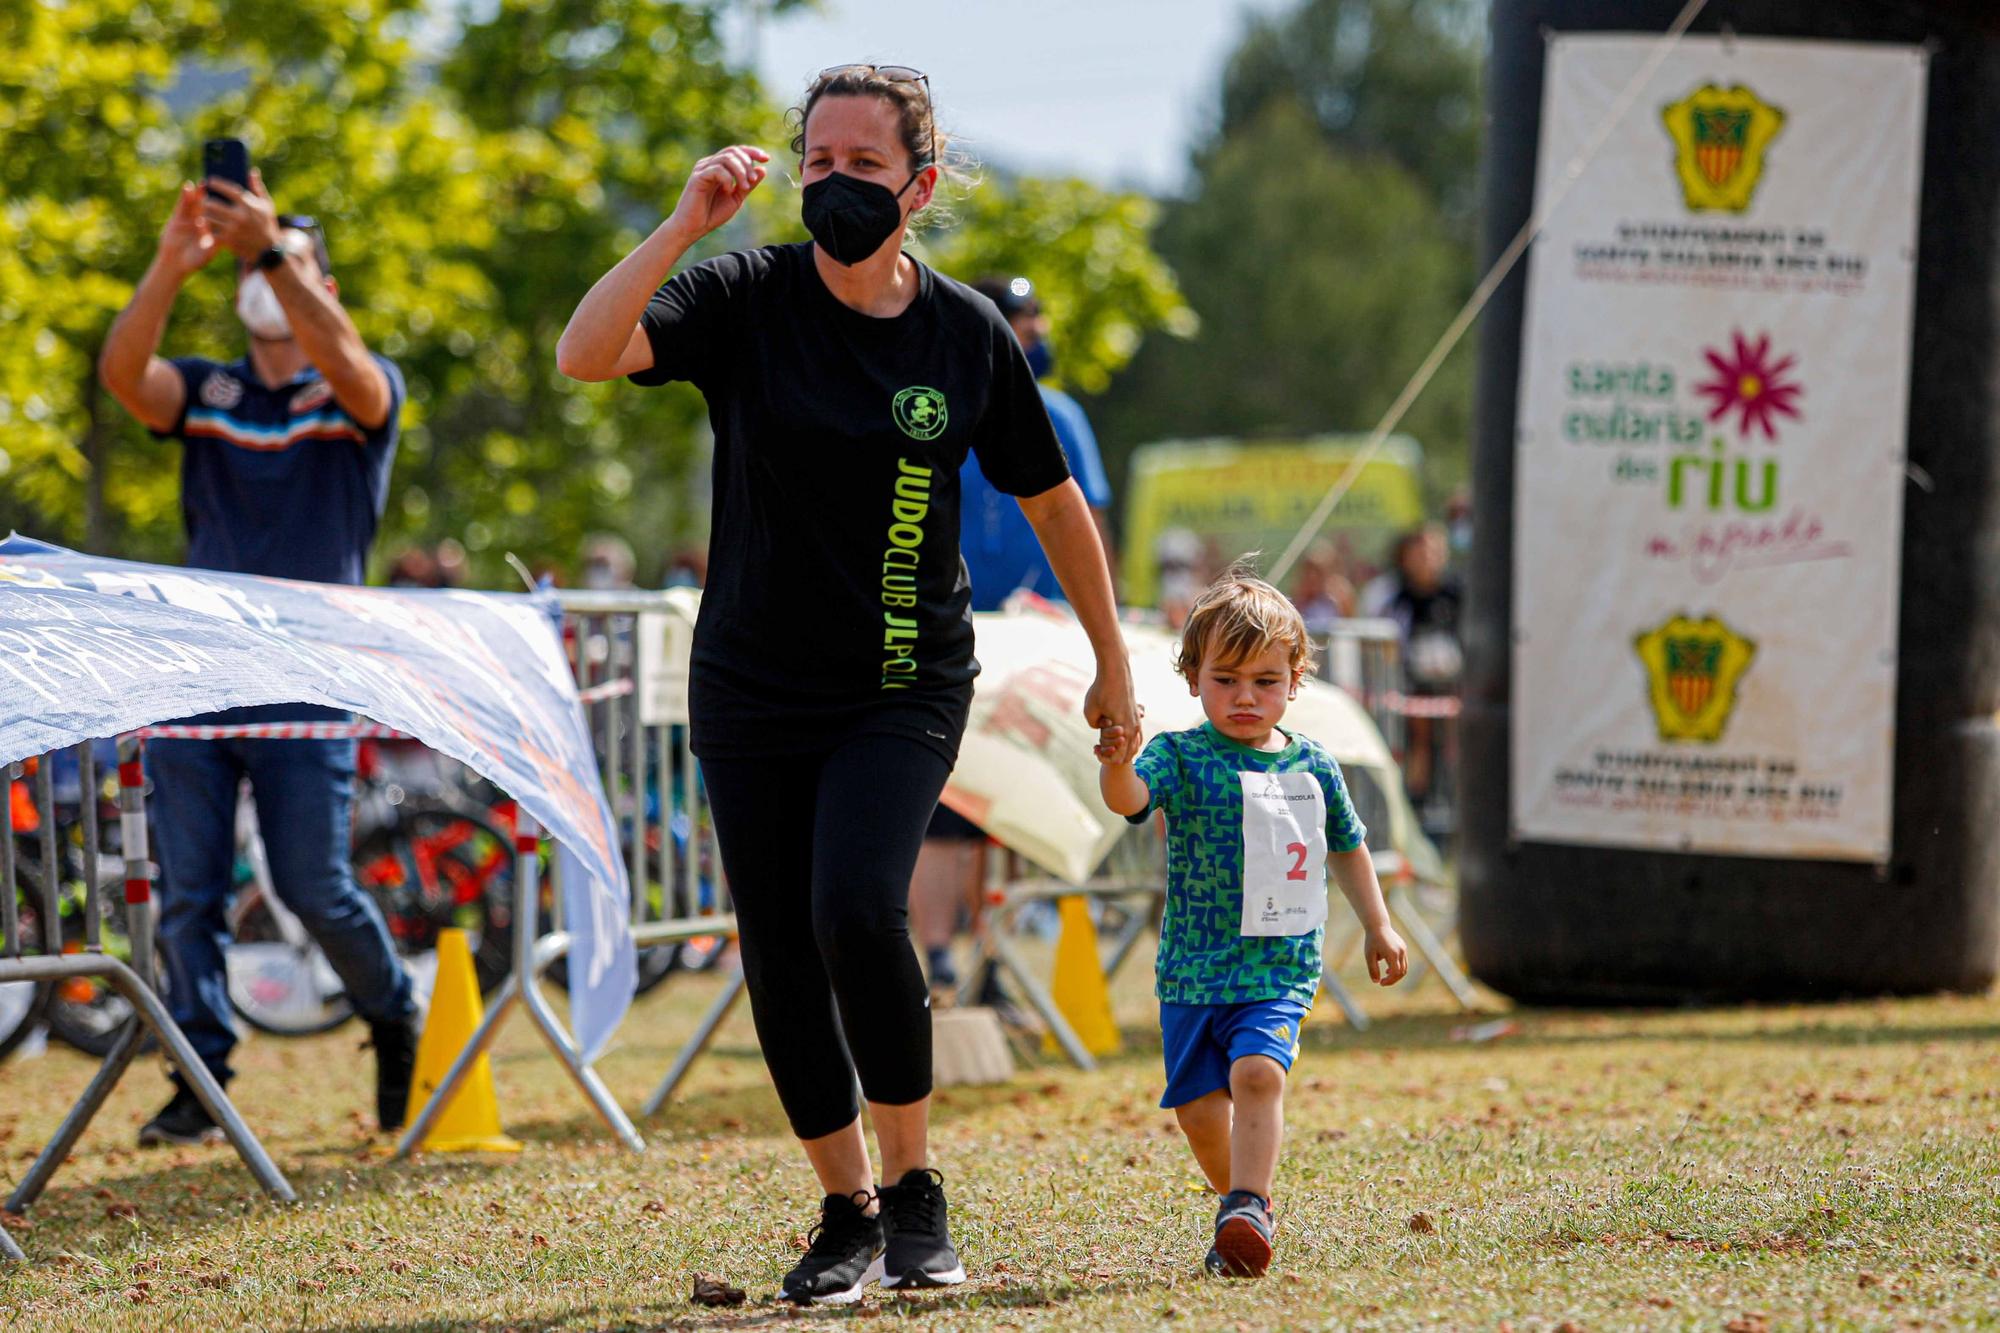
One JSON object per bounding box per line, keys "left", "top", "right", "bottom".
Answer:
{"left": 1661, "top": 83, "right": 1786, "bottom": 213}
{"left": 1634, "top": 615, "right": 1756, "bottom": 743}
{"left": 892, "top": 386, "right": 948, "bottom": 441}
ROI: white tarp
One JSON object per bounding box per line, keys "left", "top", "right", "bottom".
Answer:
{"left": 0, "top": 537, "right": 636, "bottom": 1059}
{"left": 1511, "top": 35, "right": 1926, "bottom": 861}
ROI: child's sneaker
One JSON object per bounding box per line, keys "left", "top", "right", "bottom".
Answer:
{"left": 1204, "top": 1190, "right": 1275, "bottom": 1278}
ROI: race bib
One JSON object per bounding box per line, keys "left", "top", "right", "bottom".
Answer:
{"left": 1238, "top": 770, "right": 1329, "bottom": 937}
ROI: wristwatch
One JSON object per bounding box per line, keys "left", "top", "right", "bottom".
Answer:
{"left": 254, "top": 242, "right": 290, "bottom": 272}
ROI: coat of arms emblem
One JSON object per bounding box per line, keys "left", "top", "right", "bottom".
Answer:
{"left": 1661, "top": 83, "right": 1786, "bottom": 213}
{"left": 1633, "top": 614, "right": 1757, "bottom": 743}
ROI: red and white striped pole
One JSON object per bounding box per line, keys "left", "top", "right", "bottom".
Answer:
{"left": 116, "top": 740, "right": 158, "bottom": 990}
{"left": 512, "top": 806, "right": 542, "bottom": 982}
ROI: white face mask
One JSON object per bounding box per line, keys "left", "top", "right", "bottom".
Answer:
{"left": 235, "top": 272, "right": 292, "bottom": 341}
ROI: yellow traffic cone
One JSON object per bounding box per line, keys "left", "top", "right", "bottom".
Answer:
{"left": 1043, "top": 895, "right": 1121, "bottom": 1056}
{"left": 406, "top": 928, "right": 522, "bottom": 1153}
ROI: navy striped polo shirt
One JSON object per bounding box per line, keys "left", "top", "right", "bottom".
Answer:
{"left": 150, "top": 354, "right": 404, "bottom": 585}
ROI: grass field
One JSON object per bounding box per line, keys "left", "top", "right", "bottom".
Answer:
{"left": 2, "top": 943, "right": 1997, "bottom": 1332}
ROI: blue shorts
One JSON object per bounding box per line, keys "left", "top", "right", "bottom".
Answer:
{"left": 1158, "top": 997, "right": 1312, "bottom": 1109}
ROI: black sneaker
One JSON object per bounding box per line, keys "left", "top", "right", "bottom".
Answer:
{"left": 367, "top": 1013, "right": 420, "bottom": 1133}
{"left": 1204, "top": 1190, "right": 1275, "bottom": 1278}
{"left": 781, "top": 1191, "right": 884, "bottom": 1305}
{"left": 877, "top": 1167, "right": 966, "bottom": 1289}
{"left": 138, "top": 1081, "right": 225, "bottom": 1148}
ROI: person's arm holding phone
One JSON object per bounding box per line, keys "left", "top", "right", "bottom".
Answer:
{"left": 98, "top": 182, "right": 217, "bottom": 433}
{"left": 203, "top": 171, "right": 391, "bottom": 430}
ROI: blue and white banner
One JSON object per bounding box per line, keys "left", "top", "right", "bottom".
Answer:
{"left": 0, "top": 535, "right": 635, "bottom": 1058}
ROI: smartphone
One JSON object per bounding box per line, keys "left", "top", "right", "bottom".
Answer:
{"left": 202, "top": 138, "right": 250, "bottom": 201}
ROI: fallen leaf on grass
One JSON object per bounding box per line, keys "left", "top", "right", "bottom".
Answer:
{"left": 124, "top": 1283, "right": 152, "bottom": 1304}
{"left": 197, "top": 1272, "right": 230, "bottom": 1289}
{"left": 1408, "top": 1211, "right": 1438, "bottom": 1235}
{"left": 1643, "top": 1295, "right": 1674, "bottom": 1308}
{"left": 1557, "top": 1323, "right": 1586, "bottom": 1333}
{"left": 641, "top": 1199, "right": 668, "bottom": 1214}
{"left": 104, "top": 1200, "right": 139, "bottom": 1220}
{"left": 1859, "top": 1273, "right": 1883, "bottom": 1288}
{"left": 1725, "top": 1315, "right": 1770, "bottom": 1333}
{"left": 691, "top": 1273, "right": 746, "bottom": 1307}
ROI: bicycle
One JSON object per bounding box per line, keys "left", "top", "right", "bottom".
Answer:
{"left": 6, "top": 750, "right": 152, "bottom": 1060}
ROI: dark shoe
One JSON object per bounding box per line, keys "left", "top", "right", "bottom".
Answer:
{"left": 1204, "top": 1190, "right": 1275, "bottom": 1278}
{"left": 138, "top": 1082, "right": 225, "bottom": 1148}
{"left": 367, "top": 1013, "right": 420, "bottom": 1133}
{"left": 781, "top": 1191, "right": 884, "bottom": 1305}
{"left": 877, "top": 1167, "right": 966, "bottom": 1289}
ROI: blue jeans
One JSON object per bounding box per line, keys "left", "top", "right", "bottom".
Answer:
{"left": 146, "top": 705, "right": 414, "bottom": 1081}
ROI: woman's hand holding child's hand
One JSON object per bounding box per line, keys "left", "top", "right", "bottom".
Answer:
{"left": 1365, "top": 926, "right": 1409, "bottom": 986}
{"left": 1095, "top": 722, "right": 1136, "bottom": 765}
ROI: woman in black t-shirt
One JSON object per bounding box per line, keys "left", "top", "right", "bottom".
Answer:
{"left": 558, "top": 66, "right": 1138, "bottom": 1304}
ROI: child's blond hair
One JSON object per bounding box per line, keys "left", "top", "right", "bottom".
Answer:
{"left": 1172, "top": 556, "right": 1318, "bottom": 683}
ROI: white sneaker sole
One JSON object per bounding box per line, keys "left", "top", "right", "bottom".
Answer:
{"left": 883, "top": 1262, "right": 967, "bottom": 1290}
{"left": 792, "top": 1253, "right": 885, "bottom": 1305}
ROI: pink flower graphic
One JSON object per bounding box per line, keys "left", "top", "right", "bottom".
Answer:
{"left": 1695, "top": 330, "right": 1803, "bottom": 441}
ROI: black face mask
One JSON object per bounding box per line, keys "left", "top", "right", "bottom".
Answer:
{"left": 801, "top": 170, "right": 917, "bottom": 266}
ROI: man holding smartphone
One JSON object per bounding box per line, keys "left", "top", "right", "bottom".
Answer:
{"left": 97, "top": 152, "right": 418, "bottom": 1146}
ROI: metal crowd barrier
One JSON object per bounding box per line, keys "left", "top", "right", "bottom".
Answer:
{"left": 1, "top": 743, "right": 295, "bottom": 1264}
{"left": 1321, "top": 618, "right": 1409, "bottom": 749}
{"left": 959, "top": 823, "right": 1168, "bottom": 1071}
{"left": 395, "top": 589, "right": 739, "bottom": 1157}
{"left": 1323, "top": 617, "right": 1463, "bottom": 838}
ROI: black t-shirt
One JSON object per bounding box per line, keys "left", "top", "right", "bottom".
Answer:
{"left": 630, "top": 242, "right": 1071, "bottom": 759}
{"left": 1386, "top": 576, "right": 1465, "bottom": 694}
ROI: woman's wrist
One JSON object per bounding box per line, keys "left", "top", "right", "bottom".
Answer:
{"left": 1091, "top": 643, "right": 1132, "bottom": 676}
{"left": 654, "top": 213, "right": 706, "bottom": 257}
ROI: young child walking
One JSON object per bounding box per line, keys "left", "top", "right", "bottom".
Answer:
{"left": 1097, "top": 562, "right": 1408, "bottom": 1278}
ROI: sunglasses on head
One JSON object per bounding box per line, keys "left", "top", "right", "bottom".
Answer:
{"left": 817, "top": 64, "right": 936, "bottom": 169}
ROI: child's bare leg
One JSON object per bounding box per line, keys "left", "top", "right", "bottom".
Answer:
{"left": 1172, "top": 1090, "right": 1232, "bottom": 1193}
{"left": 1227, "top": 1055, "right": 1286, "bottom": 1200}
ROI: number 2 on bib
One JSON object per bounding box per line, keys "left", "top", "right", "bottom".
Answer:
{"left": 1238, "top": 771, "right": 1330, "bottom": 937}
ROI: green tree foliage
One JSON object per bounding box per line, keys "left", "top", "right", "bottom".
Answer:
{"left": 1218, "top": 0, "right": 1486, "bottom": 237}
{"left": 0, "top": 0, "right": 766, "bottom": 581}
{"left": 2, "top": 0, "right": 1184, "bottom": 586}
{"left": 922, "top": 175, "right": 1192, "bottom": 398}
{"left": 1091, "top": 0, "right": 1485, "bottom": 504}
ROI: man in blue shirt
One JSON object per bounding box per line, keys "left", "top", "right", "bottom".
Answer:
{"left": 913, "top": 277, "right": 1117, "bottom": 1004}
{"left": 98, "top": 169, "right": 417, "bottom": 1145}
{"left": 963, "top": 277, "right": 1114, "bottom": 609}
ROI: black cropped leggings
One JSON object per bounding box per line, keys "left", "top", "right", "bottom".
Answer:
{"left": 701, "top": 733, "right": 950, "bottom": 1140}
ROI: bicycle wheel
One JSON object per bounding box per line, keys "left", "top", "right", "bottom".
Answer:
{"left": 2, "top": 871, "right": 52, "bottom": 1059}
{"left": 43, "top": 935, "right": 141, "bottom": 1058}
{"left": 353, "top": 806, "right": 515, "bottom": 994}
{"left": 0, "top": 973, "right": 45, "bottom": 1061}
{"left": 12, "top": 861, "right": 144, "bottom": 1058}
{"left": 225, "top": 892, "right": 356, "bottom": 1037}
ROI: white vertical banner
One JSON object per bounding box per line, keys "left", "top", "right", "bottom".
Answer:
{"left": 1512, "top": 36, "right": 1927, "bottom": 861}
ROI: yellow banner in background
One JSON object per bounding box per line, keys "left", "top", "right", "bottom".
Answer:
{"left": 1119, "top": 436, "right": 1427, "bottom": 604}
